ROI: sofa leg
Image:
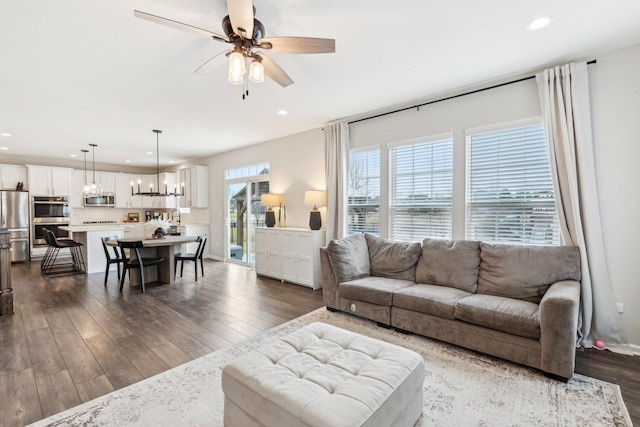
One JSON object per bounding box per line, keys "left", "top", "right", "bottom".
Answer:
{"left": 326, "top": 307, "right": 338, "bottom": 312}
{"left": 376, "top": 322, "right": 392, "bottom": 329}
{"left": 543, "top": 372, "right": 569, "bottom": 383}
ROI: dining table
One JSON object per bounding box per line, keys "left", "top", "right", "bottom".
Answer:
{"left": 107, "top": 235, "right": 198, "bottom": 287}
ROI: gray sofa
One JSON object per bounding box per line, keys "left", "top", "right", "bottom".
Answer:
{"left": 319, "top": 234, "right": 581, "bottom": 380}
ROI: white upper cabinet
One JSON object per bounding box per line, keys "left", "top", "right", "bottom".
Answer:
{"left": 115, "top": 173, "right": 143, "bottom": 208}
{"left": 97, "top": 172, "right": 116, "bottom": 194}
{"left": 27, "top": 165, "right": 72, "bottom": 196}
{"left": 0, "top": 164, "right": 27, "bottom": 190}
{"left": 178, "top": 166, "right": 208, "bottom": 208}
{"left": 70, "top": 170, "right": 85, "bottom": 208}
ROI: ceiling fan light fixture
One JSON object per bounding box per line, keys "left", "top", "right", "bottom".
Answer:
{"left": 228, "top": 70, "right": 245, "bottom": 85}
{"left": 248, "top": 60, "right": 264, "bottom": 83}
{"left": 228, "top": 51, "right": 246, "bottom": 74}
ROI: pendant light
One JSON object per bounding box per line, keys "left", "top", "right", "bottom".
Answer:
{"left": 132, "top": 129, "right": 182, "bottom": 197}
{"left": 78, "top": 149, "right": 90, "bottom": 196}
{"left": 84, "top": 144, "right": 102, "bottom": 197}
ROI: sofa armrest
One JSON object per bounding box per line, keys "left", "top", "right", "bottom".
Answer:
{"left": 539, "top": 280, "right": 581, "bottom": 379}
{"left": 320, "top": 248, "right": 340, "bottom": 309}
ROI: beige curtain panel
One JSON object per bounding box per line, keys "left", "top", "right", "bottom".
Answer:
{"left": 536, "top": 62, "right": 629, "bottom": 353}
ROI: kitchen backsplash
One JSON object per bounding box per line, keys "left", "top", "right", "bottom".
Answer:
{"left": 70, "top": 207, "right": 210, "bottom": 224}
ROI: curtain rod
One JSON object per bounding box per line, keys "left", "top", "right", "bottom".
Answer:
{"left": 348, "top": 60, "right": 597, "bottom": 125}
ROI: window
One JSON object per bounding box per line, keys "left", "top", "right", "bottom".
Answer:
{"left": 348, "top": 149, "right": 380, "bottom": 235}
{"left": 389, "top": 137, "right": 453, "bottom": 241}
{"left": 225, "top": 163, "right": 269, "bottom": 180}
{"left": 466, "top": 123, "right": 560, "bottom": 245}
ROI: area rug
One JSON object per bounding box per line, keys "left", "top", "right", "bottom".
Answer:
{"left": 30, "top": 308, "right": 632, "bottom": 427}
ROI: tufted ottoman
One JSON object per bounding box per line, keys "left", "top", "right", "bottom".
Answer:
{"left": 222, "top": 322, "right": 425, "bottom": 427}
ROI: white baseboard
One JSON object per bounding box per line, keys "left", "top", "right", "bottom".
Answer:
{"left": 630, "top": 343, "right": 640, "bottom": 355}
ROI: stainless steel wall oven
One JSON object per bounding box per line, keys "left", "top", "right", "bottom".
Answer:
{"left": 32, "top": 196, "right": 70, "bottom": 247}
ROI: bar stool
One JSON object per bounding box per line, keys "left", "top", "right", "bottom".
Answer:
{"left": 174, "top": 236, "right": 207, "bottom": 281}
{"left": 118, "top": 240, "right": 164, "bottom": 293}
{"left": 101, "top": 236, "right": 124, "bottom": 286}
{"left": 41, "top": 229, "right": 86, "bottom": 275}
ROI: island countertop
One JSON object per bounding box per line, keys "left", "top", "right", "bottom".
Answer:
{"left": 60, "top": 225, "right": 126, "bottom": 232}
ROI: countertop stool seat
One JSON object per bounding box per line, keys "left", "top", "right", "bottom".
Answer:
{"left": 222, "top": 322, "right": 425, "bottom": 427}
{"left": 41, "top": 229, "right": 86, "bottom": 275}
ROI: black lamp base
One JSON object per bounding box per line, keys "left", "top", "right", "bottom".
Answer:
{"left": 265, "top": 210, "right": 276, "bottom": 227}
{"left": 309, "top": 210, "right": 322, "bottom": 230}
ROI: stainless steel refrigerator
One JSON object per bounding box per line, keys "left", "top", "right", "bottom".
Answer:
{"left": 0, "top": 191, "right": 30, "bottom": 262}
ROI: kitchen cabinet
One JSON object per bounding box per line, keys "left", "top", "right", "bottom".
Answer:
{"left": 70, "top": 170, "right": 85, "bottom": 208}
{"left": 255, "top": 228, "right": 325, "bottom": 290}
{"left": 115, "top": 173, "right": 143, "bottom": 208}
{"left": 0, "top": 164, "right": 27, "bottom": 190}
{"left": 178, "top": 166, "right": 208, "bottom": 208}
{"left": 97, "top": 172, "right": 116, "bottom": 194}
{"left": 27, "top": 165, "right": 72, "bottom": 196}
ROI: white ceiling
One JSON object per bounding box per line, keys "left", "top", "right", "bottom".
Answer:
{"left": 1, "top": 0, "right": 640, "bottom": 168}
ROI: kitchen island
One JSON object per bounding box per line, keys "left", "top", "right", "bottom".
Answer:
{"left": 61, "top": 225, "right": 125, "bottom": 274}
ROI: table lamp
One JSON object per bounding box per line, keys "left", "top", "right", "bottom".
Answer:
{"left": 304, "top": 190, "right": 327, "bottom": 230}
{"left": 260, "top": 193, "right": 281, "bottom": 227}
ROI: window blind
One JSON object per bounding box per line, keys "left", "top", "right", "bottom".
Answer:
{"left": 466, "top": 123, "right": 560, "bottom": 245}
{"left": 348, "top": 149, "right": 380, "bottom": 235}
{"left": 390, "top": 138, "right": 453, "bottom": 241}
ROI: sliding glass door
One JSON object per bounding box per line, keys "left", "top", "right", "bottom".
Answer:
{"left": 227, "top": 179, "right": 270, "bottom": 266}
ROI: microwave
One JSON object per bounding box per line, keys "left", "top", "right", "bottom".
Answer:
{"left": 84, "top": 194, "right": 115, "bottom": 207}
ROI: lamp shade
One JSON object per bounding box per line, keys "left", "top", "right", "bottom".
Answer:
{"left": 304, "top": 190, "right": 327, "bottom": 208}
{"left": 260, "top": 193, "right": 281, "bottom": 207}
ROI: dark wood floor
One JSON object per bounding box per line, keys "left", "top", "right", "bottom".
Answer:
{"left": 0, "top": 260, "right": 637, "bottom": 426}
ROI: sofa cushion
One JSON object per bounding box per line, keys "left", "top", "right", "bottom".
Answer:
{"left": 454, "top": 294, "right": 540, "bottom": 339}
{"left": 326, "top": 234, "right": 370, "bottom": 283}
{"left": 365, "top": 234, "right": 422, "bottom": 281}
{"left": 415, "top": 238, "right": 481, "bottom": 293}
{"left": 393, "top": 284, "right": 472, "bottom": 320}
{"left": 340, "top": 277, "right": 414, "bottom": 306}
{"left": 478, "top": 243, "right": 581, "bottom": 303}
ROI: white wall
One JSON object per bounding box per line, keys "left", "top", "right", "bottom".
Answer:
{"left": 206, "top": 129, "right": 325, "bottom": 259}
{"left": 589, "top": 44, "right": 640, "bottom": 348}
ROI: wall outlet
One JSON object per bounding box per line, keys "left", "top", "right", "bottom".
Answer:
{"left": 350, "top": 303, "right": 356, "bottom": 312}
{"left": 617, "top": 303, "right": 624, "bottom": 313}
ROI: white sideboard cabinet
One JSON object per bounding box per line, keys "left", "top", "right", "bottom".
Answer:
{"left": 255, "top": 228, "right": 325, "bottom": 290}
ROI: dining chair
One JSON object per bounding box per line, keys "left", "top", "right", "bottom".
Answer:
{"left": 117, "top": 240, "right": 164, "bottom": 293}
{"left": 174, "top": 235, "right": 207, "bottom": 282}
{"left": 101, "top": 236, "right": 124, "bottom": 286}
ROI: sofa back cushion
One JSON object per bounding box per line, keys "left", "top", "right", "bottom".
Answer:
{"left": 415, "top": 238, "right": 481, "bottom": 292}
{"left": 365, "top": 234, "right": 422, "bottom": 281}
{"left": 478, "top": 243, "right": 581, "bottom": 303}
{"left": 326, "top": 234, "right": 370, "bottom": 283}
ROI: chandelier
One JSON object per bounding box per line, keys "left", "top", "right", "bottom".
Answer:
{"left": 132, "top": 129, "right": 182, "bottom": 197}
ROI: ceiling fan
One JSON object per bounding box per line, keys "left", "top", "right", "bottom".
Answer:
{"left": 134, "top": 0, "right": 335, "bottom": 88}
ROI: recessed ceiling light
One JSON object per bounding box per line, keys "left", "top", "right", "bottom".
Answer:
{"left": 70, "top": 154, "right": 77, "bottom": 157}
{"left": 0, "top": 147, "right": 8, "bottom": 150}
{"left": 125, "top": 160, "right": 131, "bottom": 163}
{"left": 527, "top": 16, "right": 553, "bottom": 31}
{"left": 169, "top": 160, "right": 175, "bottom": 163}
{"left": 146, "top": 151, "right": 153, "bottom": 155}
{"left": 0, "top": 133, "right": 10, "bottom": 137}
{"left": 277, "top": 110, "right": 288, "bottom": 116}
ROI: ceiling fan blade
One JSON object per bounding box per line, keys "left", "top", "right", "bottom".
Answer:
{"left": 194, "top": 50, "right": 229, "bottom": 75}
{"left": 226, "top": 0, "right": 254, "bottom": 39}
{"left": 134, "top": 10, "right": 228, "bottom": 43}
{"left": 256, "top": 53, "right": 294, "bottom": 87}
{"left": 258, "top": 37, "right": 335, "bottom": 54}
